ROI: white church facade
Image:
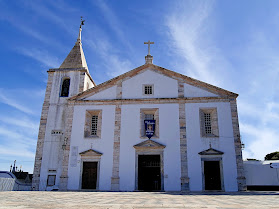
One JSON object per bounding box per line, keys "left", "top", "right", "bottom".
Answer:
{"left": 32, "top": 25, "right": 246, "bottom": 192}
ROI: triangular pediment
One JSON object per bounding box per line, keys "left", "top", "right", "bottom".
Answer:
{"left": 198, "top": 148, "right": 224, "bottom": 155}
{"left": 69, "top": 63, "right": 237, "bottom": 101}
{"left": 79, "top": 149, "right": 102, "bottom": 156}
{"left": 133, "top": 139, "right": 166, "bottom": 150}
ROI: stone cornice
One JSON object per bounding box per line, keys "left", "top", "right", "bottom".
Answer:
{"left": 67, "top": 97, "right": 232, "bottom": 106}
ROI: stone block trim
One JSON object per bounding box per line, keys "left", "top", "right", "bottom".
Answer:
{"left": 178, "top": 81, "right": 184, "bottom": 98}
{"left": 116, "top": 80, "right": 122, "bottom": 99}
{"left": 32, "top": 72, "right": 54, "bottom": 191}
{"left": 111, "top": 105, "right": 122, "bottom": 191}
{"left": 178, "top": 80, "right": 189, "bottom": 190}
{"left": 59, "top": 104, "right": 75, "bottom": 191}
{"left": 230, "top": 99, "right": 246, "bottom": 191}
{"left": 179, "top": 102, "right": 189, "bottom": 191}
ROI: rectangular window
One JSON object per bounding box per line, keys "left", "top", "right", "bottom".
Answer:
{"left": 145, "top": 114, "right": 154, "bottom": 120}
{"left": 140, "top": 108, "right": 159, "bottom": 138}
{"left": 84, "top": 110, "right": 102, "bottom": 138}
{"left": 200, "top": 108, "right": 219, "bottom": 137}
{"left": 143, "top": 85, "right": 153, "bottom": 95}
{"left": 91, "top": 115, "right": 98, "bottom": 136}
{"left": 204, "top": 113, "right": 212, "bottom": 134}
{"left": 47, "top": 175, "right": 56, "bottom": 186}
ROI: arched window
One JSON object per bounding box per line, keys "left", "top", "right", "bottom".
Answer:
{"left": 60, "top": 78, "right": 70, "bottom": 97}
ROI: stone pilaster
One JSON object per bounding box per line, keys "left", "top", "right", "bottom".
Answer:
{"left": 178, "top": 81, "right": 189, "bottom": 191}
{"left": 116, "top": 80, "right": 122, "bottom": 99}
{"left": 59, "top": 104, "right": 75, "bottom": 191}
{"left": 32, "top": 72, "right": 54, "bottom": 191}
{"left": 111, "top": 105, "right": 122, "bottom": 191}
{"left": 230, "top": 99, "right": 246, "bottom": 191}
{"left": 178, "top": 80, "right": 184, "bottom": 98}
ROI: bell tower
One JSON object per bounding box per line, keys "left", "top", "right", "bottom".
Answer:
{"left": 32, "top": 19, "right": 95, "bottom": 191}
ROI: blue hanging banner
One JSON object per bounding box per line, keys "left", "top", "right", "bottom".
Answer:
{"left": 144, "top": 120, "right": 155, "bottom": 139}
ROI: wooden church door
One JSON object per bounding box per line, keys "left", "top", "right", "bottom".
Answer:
{"left": 82, "top": 162, "right": 98, "bottom": 189}
{"left": 204, "top": 161, "right": 222, "bottom": 190}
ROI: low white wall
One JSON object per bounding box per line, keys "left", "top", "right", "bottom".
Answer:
{"left": 244, "top": 160, "right": 279, "bottom": 186}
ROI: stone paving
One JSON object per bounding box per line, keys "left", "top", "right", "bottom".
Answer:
{"left": 0, "top": 191, "right": 278, "bottom": 209}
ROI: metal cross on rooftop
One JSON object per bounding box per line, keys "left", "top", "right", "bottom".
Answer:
{"left": 144, "top": 40, "right": 154, "bottom": 55}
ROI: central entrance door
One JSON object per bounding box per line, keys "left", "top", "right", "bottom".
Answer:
{"left": 138, "top": 155, "right": 161, "bottom": 191}
{"left": 204, "top": 161, "right": 221, "bottom": 190}
{"left": 82, "top": 162, "right": 98, "bottom": 189}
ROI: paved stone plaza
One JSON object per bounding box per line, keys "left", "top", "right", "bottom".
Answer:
{"left": 0, "top": 191, "right": 279, "bottom": 209}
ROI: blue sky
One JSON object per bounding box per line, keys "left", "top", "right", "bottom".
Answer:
{"left": 0, "top": 0, "right": 279, "bottom": 173}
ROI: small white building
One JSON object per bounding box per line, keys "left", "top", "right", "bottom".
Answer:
{"left": 244, "top": 160, "right": 279, "bottom": 190}
{"left": 32, "top": 26, "right": 246, "bottom": 192}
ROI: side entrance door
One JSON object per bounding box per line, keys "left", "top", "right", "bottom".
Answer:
{"left": 138, "top": 155, "right": 161, "bottom": 191}
{"left": 204, "top": 161, "right": 222, "bottom": 190}
{"left": 82, "top": 162, "right": 98, "bottom": 189}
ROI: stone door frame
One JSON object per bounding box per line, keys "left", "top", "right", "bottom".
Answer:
{"left": 80, "top": 159, "right": 101, "bottom": 190}
{"left": 79, "top": 149, "right": 102, "bottom": 191}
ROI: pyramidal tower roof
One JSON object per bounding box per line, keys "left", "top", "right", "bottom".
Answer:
{"left": 59, "top": 24, "right": 88, "bottom": 70}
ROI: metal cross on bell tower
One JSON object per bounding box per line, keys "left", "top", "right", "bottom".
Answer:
{"left": 144, "top": 40, "right": 154, "bottom": 64}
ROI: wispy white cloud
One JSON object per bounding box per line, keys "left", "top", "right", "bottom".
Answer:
{"left": 165, "top": 0, "right": 279, "bottom": 161}
{"left": 23, "top": 1, "right": 76, "bottom": 36}
{"left": 0, "top": 146, "right": 34, "bottom": 158}
{"left": 241, "top": 122, "right": 279, "bottom": 160}
{"left": 47, "top": 0, "right": 78, "bottom": 12}
{"left": 0, "top": 116, "right": 39, "bottom": 134}
{"left": 235, "top": 27, "right": 279, "bottom": 159}
{"left": 0, "top": 90, "right": 35, "bottom": 115}
{"left": 92, "top": 0, "right": 133, "bottom": 52}
{"left": 0, "top": 88, "right": 44, "bottom": 115}
{"left": 0, "top": 87, "right": 43, "bottom": 172}
{"left": 0, "top": 2, "right": 66, "bottom": 50}
{"left": 87, "top": 37, "right": 134, "bottom": 81}
{"left": 165, "top": 1, "right": 231, "bottom": 87}
{"left": 17, "top": 47, "right": 61, "bottom": 68}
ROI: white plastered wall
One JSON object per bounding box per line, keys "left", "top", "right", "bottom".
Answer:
{"left": 186, "top": 102, "right": 238, "bottom": 192}
{"left": 122, "top": 69, "right": 178, "bottom": 99}
{"left": 119, "top": 103, "right": 181, "bottom": 191}
{"left": 83, "top": 73, "right": 95, "bottom": 91}
{"left": 184, "top": 83, "right": 218, "bottom": 97}
{"left": 67, "top": 105, "right": 115, "bottom": 190}
{"left": 86, "top": 86, "right": 117, "bottom": 100}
